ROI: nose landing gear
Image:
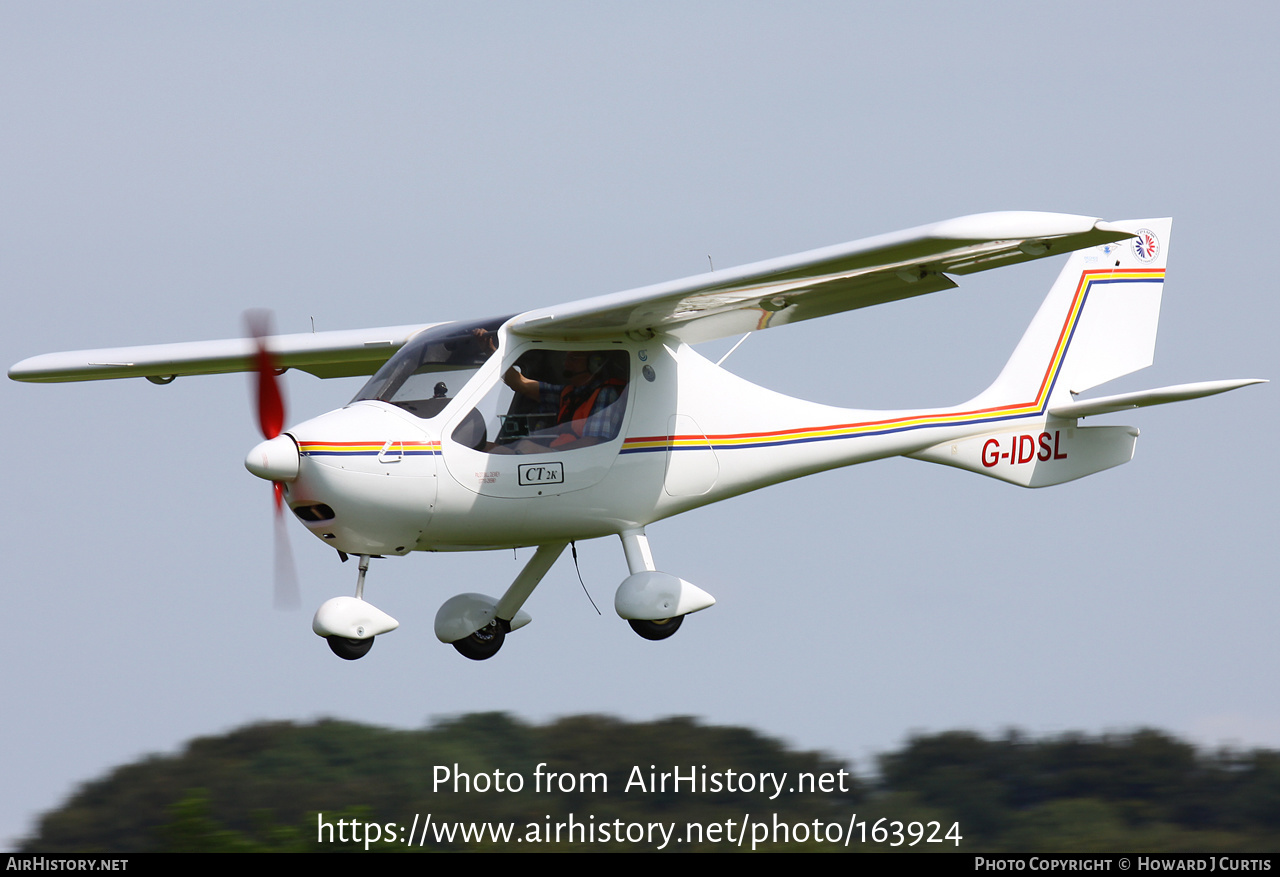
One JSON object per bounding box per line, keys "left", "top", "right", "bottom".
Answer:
{"left": 312, "top": 556, "right": 399, "bottom": 661}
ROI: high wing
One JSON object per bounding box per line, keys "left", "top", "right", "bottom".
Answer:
{"left": 9, "top": 212, "right": 1132, "bottom": 384}
{"left": 8, "top": 323, "right": 435, "bottom": 383}
{"left": 509, "top": 211, "right": 1133, "bottom": 343}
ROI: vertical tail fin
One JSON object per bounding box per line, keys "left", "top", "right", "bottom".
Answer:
{"left": 973, "top": 218, "right": 1170, "bottom": 411}
{"left": 908, "top": 220, "right": 1170, "bottom": 487}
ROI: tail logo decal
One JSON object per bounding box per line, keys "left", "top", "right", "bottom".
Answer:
{"left": 1132, "top": 229, "right": 1160, "bottom": 262}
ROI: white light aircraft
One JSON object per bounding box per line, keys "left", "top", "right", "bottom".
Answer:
{"left": 10, "top": 213, "right": 1263, "bottom": 662}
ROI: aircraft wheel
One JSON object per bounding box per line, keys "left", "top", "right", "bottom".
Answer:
{"left": 452, "top": 623, "right": 505, "bottom": 661}
{"left": 327, "top": 635, "right": 374, "bottom": 661}
{"left": 628, "top": 616, "right": 683, "bottom": 641}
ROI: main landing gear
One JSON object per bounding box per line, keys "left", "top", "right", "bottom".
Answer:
{"left": 451, "top": 622, "right": 506, "bottom": 660}
{"left": 434, "top": 543, "right": 562, "bottom": 661}
{"left": 627, "top": 616, "right": 684, "bottom": 641}
{"left": 614, "top": 529, "right": 713, "bottom": 641}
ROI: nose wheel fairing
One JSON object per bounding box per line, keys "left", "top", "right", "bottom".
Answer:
{"left": 312, "top": 595, "right": 400, "bottom": 641}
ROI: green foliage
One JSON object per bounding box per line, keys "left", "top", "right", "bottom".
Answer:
{"left": 18, "top": 716, "right": 1280, "bottom": 852}
{"left": 879, "top": 728, "right": 1280, "bottom": 851}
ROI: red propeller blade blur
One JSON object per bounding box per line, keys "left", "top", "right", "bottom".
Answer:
{"left": 246, "top": 309, "right": 285, "bottom": 440}
{"left": 245, "top": 310, "right": 299, "bottom": 610}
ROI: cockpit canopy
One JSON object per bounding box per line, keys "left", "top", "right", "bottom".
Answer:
{"left": 350, "top": 315, "right": 511, "bottom": 418}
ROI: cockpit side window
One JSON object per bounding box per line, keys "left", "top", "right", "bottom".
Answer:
{"left": 350, "top": 316, "right": 511, "bottom": 418}
{"left": 451, "top": 348, "right": 631, "bottom": 454}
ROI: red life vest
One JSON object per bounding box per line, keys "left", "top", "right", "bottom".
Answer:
{"left": 551, "top": 378, "right": 626, "bottom": 447}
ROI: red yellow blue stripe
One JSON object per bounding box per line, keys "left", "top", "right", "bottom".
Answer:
{"left": 621, "top": 269, "right": 1164, "bottom": 454}
{"left": 299, "top": 440, "right": 440, "bottom": 456}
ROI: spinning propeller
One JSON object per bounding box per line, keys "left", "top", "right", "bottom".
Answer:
{"left": 245, "top": 311, "right": 301, "bottom": 610}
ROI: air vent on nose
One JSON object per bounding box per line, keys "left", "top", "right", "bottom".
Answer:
{"left": 292, "top": 503, "right": 335, "bottom": 523}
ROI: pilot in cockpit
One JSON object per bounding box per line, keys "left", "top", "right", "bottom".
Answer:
{"left": 494, "top": 350, "right": 627, "bottom": 453}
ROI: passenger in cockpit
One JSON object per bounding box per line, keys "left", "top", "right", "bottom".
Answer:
{"left": 497, "top": 351, "right": 627, "bottom": 452}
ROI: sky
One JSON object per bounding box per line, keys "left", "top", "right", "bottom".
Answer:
{"left": 2, "top": 1, "right": 1277, "bottom": 848}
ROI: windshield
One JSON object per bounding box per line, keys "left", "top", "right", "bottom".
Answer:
{"left": 350, "top": 315, "right": 511, "bottom": 418}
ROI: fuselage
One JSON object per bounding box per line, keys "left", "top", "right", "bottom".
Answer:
{"left": 277, "top": 326, "right": 1014, "bottom": 557}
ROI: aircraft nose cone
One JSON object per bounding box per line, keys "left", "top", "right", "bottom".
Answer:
{"left": 245, "top": 434, "right": 300, "bottom": 482}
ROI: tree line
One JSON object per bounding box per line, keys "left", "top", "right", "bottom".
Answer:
{"left": 19, "top": 713, "right": 1280, "bottom": 852}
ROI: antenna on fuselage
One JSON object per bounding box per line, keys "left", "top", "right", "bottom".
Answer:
{"left": 570, "top": 542, "right": 602, "bottom": 616}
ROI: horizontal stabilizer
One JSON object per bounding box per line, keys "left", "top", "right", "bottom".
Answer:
{"left": 1048, "top": 379, "right": 1266, "bottom": 419}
